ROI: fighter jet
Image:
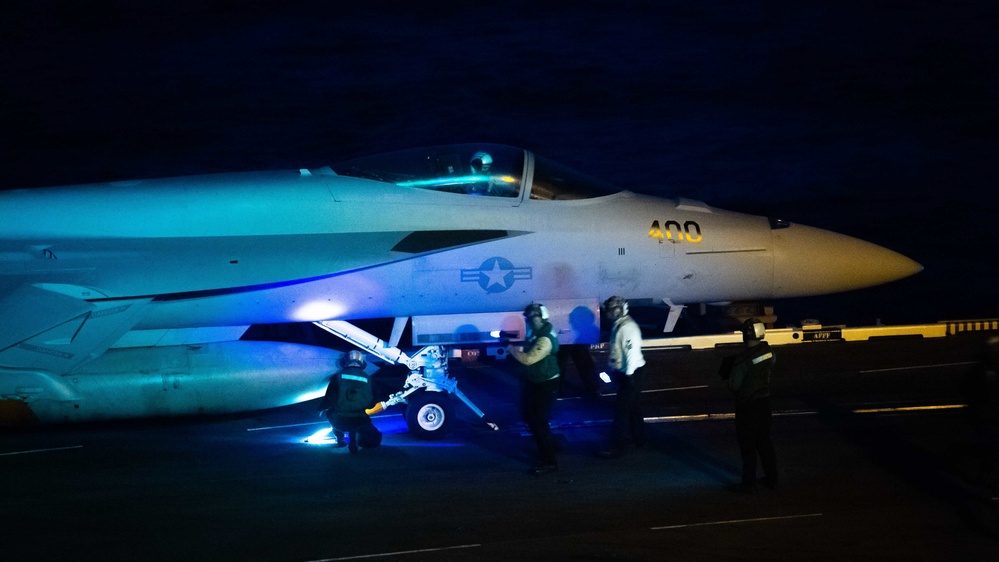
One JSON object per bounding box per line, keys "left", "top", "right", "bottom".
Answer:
{"left": 0, "top": 144, "right": 921, "bottom": 433}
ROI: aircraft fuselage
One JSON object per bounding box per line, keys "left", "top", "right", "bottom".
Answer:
{"left": 0, "top": 144, "right": 922, "bottom": 424}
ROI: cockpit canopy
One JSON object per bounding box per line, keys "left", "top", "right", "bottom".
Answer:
{"left": 331, "top": 143, "right": 620, "bottom": 201}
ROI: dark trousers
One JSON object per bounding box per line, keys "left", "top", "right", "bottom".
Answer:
{"left": 735, "top": 397, "right": 777, "bottom": 485}
{"left": 521, "top": 377, "right": 560, "bottom": 466}
{"left": 610, "top": 366, "right": 646, "bottom": 448}
{"left": 328, "top": 412, "right": 383, "bottom": 448}
{"left": 557, "top": 344, "right": 600, "bottom": 397}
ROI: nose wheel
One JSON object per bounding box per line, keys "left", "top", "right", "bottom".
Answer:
{"left": 405, "top": 390, "right": 453, "bottom": 439}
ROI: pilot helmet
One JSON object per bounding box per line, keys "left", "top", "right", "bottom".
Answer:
{"left": 524, "top": 303, "right": 549, "bottom": 321}
{"left": 470, "top": 151, "right": 493, "bottom": 174}
{"left": 602, "top": 296, "right": 628, "bottom": 317}
{"left": 343, "top": 350, "right": 367, "bottom": 369}
{"left": 741, "top": 318, "right": 766, "bottom": 342}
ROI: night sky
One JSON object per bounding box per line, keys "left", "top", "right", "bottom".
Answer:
{"left": 3, "top": 1, "right": 997, "bottom": 327}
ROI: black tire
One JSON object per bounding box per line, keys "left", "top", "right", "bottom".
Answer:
{"left": 404, "top": 390, "right": 453, "bottom": 439}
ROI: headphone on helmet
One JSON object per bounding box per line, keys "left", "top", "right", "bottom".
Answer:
{"left": 524, "top": 303, "right": 550, "bottom": 320}
{"left": 742, "top": 318, "right": 766, "bottom": 341}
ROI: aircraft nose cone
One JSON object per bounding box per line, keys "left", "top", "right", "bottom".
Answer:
{"left": 772, "top": 223, "right": 922, "bottom": 298}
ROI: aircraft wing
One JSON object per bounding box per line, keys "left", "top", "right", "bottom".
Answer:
{"left": 0, "top": 284, "right": 151, "bottom": 374}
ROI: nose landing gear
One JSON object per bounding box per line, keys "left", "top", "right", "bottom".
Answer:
{"left": 314, "top": 320, "right": 498, "bottom": 439}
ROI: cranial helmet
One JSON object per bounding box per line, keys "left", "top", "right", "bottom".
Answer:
{"left": 742, "top": 318, "right": 766, "bottom": 342}
{"left": 344, "top": 350, "right": 367, "bottom": 369}
{"left": 524, "top": 303, "right": 549, "bottom": 320}
{"left": 470, "top": 151, "right": 493, "bottom": 174}
{"left": 602, "top": 295, "right": 628, "bottom": 316}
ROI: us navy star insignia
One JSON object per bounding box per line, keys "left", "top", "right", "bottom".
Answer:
{"left": 460, "top": 257, "right": 532, "bottom": 293}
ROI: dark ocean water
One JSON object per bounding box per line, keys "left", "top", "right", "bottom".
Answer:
{"left": 2, "top": 1, "right": 997, "bottom": 327}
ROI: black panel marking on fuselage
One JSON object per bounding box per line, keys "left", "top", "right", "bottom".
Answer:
{"left": 391, "top": 230, "right": 509, "bottom": 254}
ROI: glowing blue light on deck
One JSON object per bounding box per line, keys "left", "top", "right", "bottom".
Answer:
{"left": 373, "top": 414, "right": 408, "bottom": 435}
{"left": 599, "top": 371, "right": 612, "bottom": 384}
{"left": 303, "top": 426, "right": 338, "bottom": 446}
{"left": 298, "top": 416, "right": 461, "bottom": 447}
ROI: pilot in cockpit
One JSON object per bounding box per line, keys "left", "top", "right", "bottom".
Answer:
{"left": 468, "top": 151, "right": 493, "bottom": 195}
{"left": 471, "top": 151, "right": 492, "bottom": 174}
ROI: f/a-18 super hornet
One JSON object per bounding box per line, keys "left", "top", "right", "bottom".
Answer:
{"left": 0, "top": 144, "right": 921, "bottom": 435}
